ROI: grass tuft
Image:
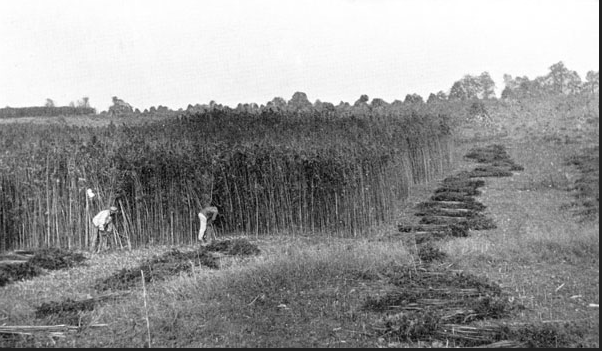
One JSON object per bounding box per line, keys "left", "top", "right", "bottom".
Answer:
{"left": 418, "top": 244, "right": 447, "bottom": 262}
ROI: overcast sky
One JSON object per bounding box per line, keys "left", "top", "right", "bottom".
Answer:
{"left": 0, "top": 0, "right": 599, "bottom": 111}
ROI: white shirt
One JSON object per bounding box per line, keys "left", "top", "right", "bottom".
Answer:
{"left": 198, "top": 212, "right": 208, "bottom": 240}
{"left": 93, "top": 210, "right": 113, "bottom": 231}
{"left": 198, "top": 206, "right": 218, "bottom": 241}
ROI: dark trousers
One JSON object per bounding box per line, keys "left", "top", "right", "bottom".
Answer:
{"left": 93, "top": 224, "right": 114, "bottom": 252}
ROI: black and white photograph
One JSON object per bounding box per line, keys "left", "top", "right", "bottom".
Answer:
{"left": 0, "top": 0, "right": 598, "bottom": 347}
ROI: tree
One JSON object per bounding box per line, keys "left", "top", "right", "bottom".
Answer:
{"left": 322, "top": 101, "right": 336, "bottom": 113}
{"left": 336, "top": 101, "right": 352, "bottom": 116}
{"left": 545, "top": 61, "right": 582, "bottom": 95}
{"left": 390, "top": 100, "right": 404, "bottom": 107}
{"left": 77, "top": 96, "right": 90, "bottom": 108}
{"left": 449, "top": 73, "right": 497, "bottom": 100}
{"left": 427, "top": 91, "right": 447, "bottom": 103}
{"left": 288, "top": 92, "right": 313, "bottom": 112}
{"left": 503, "top": 74, "right": 515, "bottom": 90}
{"left": 479, "top": 72, "right": 496, "bottom": 99}
{"left": 313, "top": 99, "right": 324, "bottom": 111}
{"left": 500, "top": 86, "right": 515, "bottom": 100}
{"left": 271, "top": 97, "right": 287, "bottom": 108}
{"left": 404, "top": 93, "right": 424, "bottom": 104}
{"left": 502, "top": 75, "right": 547, "bottom": 99}
{"left": 313, "top": 99, "right": 336, "bottom": 114}
{"left": 108, "top": 96, "right": 134, "bottom": 115}
{"left": 583, "top": 70, "right": 599, "bottom": 94}
{"left": 45, "top": 98, "right": 55, "bottom": 108}
{"left": 502, "top": 74, "right": 522, "bottom": 99}
{"left": 353, "top": 94, "right": 370, "bottom": 107}
{"left": 449, "top": 75, "right": 481, "bottom": 100}
{"left": 449, "top": 80, "right": 468, "bottom": 100}
{"left": 427, "top": 93, "right": 438, "bottom": 104}
{"left": 370, "top": 98, "right": 389, "bottom": 108}
{"left": 266, "top": 96, "right": 287, "bottom": 112}
{"left": 502, "top": 63, "right": 585, "bottom": 98}
{"left": 351, "top": 94, "right": 371, "bottom": 117}
{"left": 468, "top": 101, "right": 489, "bottom": 121}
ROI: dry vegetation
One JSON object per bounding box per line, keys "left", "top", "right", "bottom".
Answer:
{"left": 0, "top": 93, "right": 598, "bottom": 347}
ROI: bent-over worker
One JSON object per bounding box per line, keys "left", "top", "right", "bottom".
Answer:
{"left": 92, "top": 206, "right": 118, "bottom": 253}
{"left": 198, "top": 205, "right": 219, "bottom": 242}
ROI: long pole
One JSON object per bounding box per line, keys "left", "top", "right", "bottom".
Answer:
{"left": 85, "top": 196, "right": 90, "bottom": 250}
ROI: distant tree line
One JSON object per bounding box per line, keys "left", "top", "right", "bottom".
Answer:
{"left": 106, "top": 91, "right": 445, "bottom": 118}
{"left": 424, "top": 61, "right": 599, "bottom": 103}
{"left": 0, "top": 106, "right": 96, "bottom": 118}
{"left": 2, "top": 61, "right": 597, "bottom": 119}
{"left": 0, "top": 97, "right": 95, "bottom": 118}
{"left": 107, "top": 61, "right": 598, "bottom": 119}
{"left": 181, "top": 92, "right": 438, "bottom": 118}
{"left": 501, "top": 62, "right": 599, "bottom": 99}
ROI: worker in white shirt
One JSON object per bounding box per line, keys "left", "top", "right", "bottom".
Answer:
{"left": 92, "top": 206, "right": 118, "bottom": 253}
{"left": 198, "top": 205, "right": 219, "bottom": 243}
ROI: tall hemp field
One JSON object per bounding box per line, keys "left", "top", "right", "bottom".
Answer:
{"left": 0, "top": 104, "right": 452, "bottom": 251}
